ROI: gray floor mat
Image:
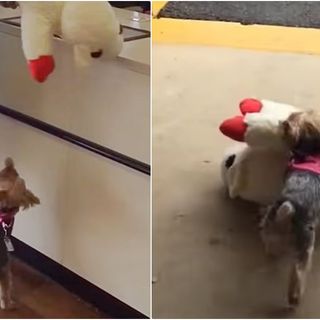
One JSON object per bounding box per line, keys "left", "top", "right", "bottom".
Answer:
{"left": 159, "top": 1, "right": 320, "bottom": 29}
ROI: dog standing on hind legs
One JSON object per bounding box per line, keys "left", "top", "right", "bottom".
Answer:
{"left": 259, "top": 110, "right": 320, "bottom": 307}
{"left": 0, "top": 157, "right": 40, "bottom": 310}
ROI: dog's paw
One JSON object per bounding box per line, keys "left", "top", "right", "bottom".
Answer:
{"left": 0, "top": 298, "right": 16, "bottom": 310}
{"left": 288, "top": 283, "right": 302, "bottom": 308}
{"left": 288, "top": 294, "right": 300, "bottom": 308}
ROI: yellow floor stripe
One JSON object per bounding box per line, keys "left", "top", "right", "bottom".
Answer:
{"left": 153, "top": 15, "right": 320, "bottom": 55}
{"left": 152, "top": 1, "right": 167, "bottom": 18}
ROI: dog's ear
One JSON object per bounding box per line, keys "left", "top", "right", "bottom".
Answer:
{"left": 276, "top": 201, "right": 295, "bottom": 224}
{"left": 281, "top": 119, "right": 290, "bottom": 134}
{"left": 21, "top": 189, "right": 40, "bottom": 210}
{"left": 4, "top": 157, "right": 14, "bottom": 169}
{"left": 281, "top": 118, "right": 299, "bottom": 146}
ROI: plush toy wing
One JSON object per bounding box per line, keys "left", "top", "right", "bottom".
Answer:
{"left": 61, "top": 2, "right": 123, "bottom": 67}
{"left": 19, "top": 2, "right": 62, "bottom": 82}
{"left": 221, "top": 145, "right": 289, "bottom": 205}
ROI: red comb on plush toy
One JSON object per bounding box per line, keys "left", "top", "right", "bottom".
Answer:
{"left": 219, "top": 116, "right": 246, "bottom": 141}
{"left": 239, "top": 98, "right": 263, "bottom": 114}
{"left": 219, "top": 98, "right": 300, "bottom": 148}
{"left": 219, "top": 98, "right": 263, "bottom": 141}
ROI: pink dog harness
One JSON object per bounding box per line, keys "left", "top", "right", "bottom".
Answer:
{"left": 0, "top": 208, "right": 18, "bottom": 252}
{"left": 0, "top": 207, "right": 18, "bottom": 228}
{"left": 289, "top": 155, "right": 320, "bottom": 175}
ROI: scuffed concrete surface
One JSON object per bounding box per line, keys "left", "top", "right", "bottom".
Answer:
{"left": 152, "top": 44, "right": 320, "bottom": 318}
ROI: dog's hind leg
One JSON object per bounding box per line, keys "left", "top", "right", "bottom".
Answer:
{"left": 288, "top": 228, "right": 315, "bottom": 307}
{"left": 0, "top": 265, "right": 13, "bottom": 310}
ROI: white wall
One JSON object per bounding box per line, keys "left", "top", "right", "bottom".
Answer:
{"left": 0, "top": 14, "right": 150, "bottom": 316}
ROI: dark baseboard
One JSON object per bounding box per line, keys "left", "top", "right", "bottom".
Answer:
{"left": 0, "top": 104, "right": 150, "bottom": 176}
{"left": 11, "top": 237, "right": 148, "bottom": 319}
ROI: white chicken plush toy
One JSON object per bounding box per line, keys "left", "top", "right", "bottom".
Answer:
{"left": 19, "top": 1, "right": 123, "bottom": 83}
{"left": 219, "top": 98, "right": 300, "bottom": 205}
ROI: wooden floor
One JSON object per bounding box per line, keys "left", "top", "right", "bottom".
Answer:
{"left": 0, "top": 257, "right": 106, "bottom": 318}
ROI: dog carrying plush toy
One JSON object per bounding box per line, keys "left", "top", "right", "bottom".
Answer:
{"left": 219, "top": 98, "right": 300, "bottom": 205}
{"left": 220, "top": 101, "right": 320, "bottom": 306}
{"left": 18, "top": 1, "right": 123, "bottom": 82}
{"left": 0, "top": 158, "right": 39, "bottom": 309}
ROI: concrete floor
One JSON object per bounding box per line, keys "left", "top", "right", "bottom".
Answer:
{"left": 152, "top": 44, "right": 320, "bottom": 318}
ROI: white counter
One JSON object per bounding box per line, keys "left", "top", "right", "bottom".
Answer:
{"left": 0, "top": 4, "right": 150, "bottom": 317}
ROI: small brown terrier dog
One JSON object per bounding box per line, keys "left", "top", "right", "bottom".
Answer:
{"left": 260, "top": 110, "right": 320, "bottom": 306}
{"left": 0, "top": 157, "right": 39, "bottom": 309}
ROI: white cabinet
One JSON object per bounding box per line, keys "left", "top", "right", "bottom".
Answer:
{"left": 0, "top": 7, "right": 150, "bottom": 316}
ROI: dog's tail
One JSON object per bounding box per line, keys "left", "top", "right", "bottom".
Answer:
{"left": 4, "top": 157, "right": 14, "bottom": 169}
{"left": 275, "top": 199, "right": 312, "bottom": 235}
{"left": 270, "top": 200, "right": 295, "bottom": 223}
